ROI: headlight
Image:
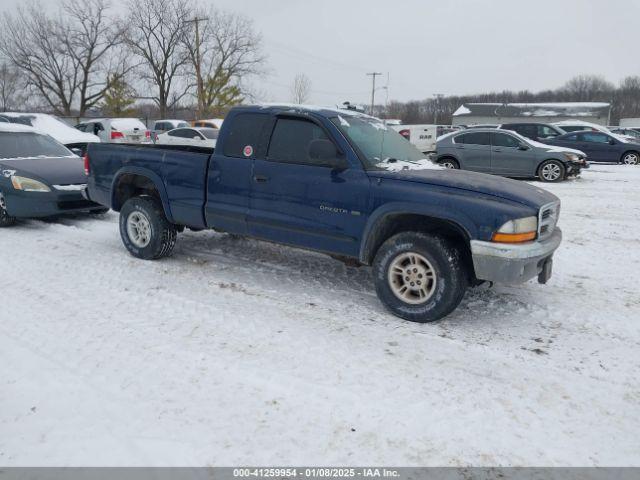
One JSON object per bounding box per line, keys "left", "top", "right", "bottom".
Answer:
{"left": 564, "top": 153, "right": 579, "bottom": 162}
{"left": 11, "top": 176, "right": 51, "bottom": 192}
{"left": 492, "top": 216, "right": 537, "bottom": 243}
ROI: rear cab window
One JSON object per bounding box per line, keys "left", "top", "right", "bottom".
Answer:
{"left": 222, "top": 113, "right": 270, "bottom": 158}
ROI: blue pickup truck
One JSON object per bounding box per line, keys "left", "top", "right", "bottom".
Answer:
{"left": 84, "top": 105, "right": 562, "bottom": 322}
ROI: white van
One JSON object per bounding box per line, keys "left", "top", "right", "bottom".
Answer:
{"left": 390, "top": 124, "right": 439, "bottom": 153}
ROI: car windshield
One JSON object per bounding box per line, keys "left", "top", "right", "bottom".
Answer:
{"left": 330, "top": 115, "right": 425, "bottom": 170}
{"left": 0, "top": 132, "right": 73, "bottom": 159}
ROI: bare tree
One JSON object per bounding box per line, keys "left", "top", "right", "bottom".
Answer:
{"left": 0, "top": 0, "right": 126, "bottom": 115}
{"left": 559, "top": 74, "right": 614, "bottom": 102}
{"left": 0, "top": 62, "right": 25, "bottom": 111}
{"left": 126, "top": 0, "right": 192, "bottom": 118}
{"left": 0, "top": 2, "right": 75, "bottom": 114}
{"left": 291, "top": 73, "right": 311, "bottom": 104}
{"left": 183, "top": 7, "right": 265, "bottom": 116}
{"left": 61, "top": 0, "right": 129, "bottom": 115}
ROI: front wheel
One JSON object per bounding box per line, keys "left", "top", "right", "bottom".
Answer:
{"left": 373, "top": 232, "right": 468, "bottom": 322}
{"left": 119, "top": 196, "right": 177, "bottom": 260}
{"left": 538, "top": 160, "right": 565, "bottom": 182}
{"left": 0, "top": 192, "right": 16, "bottom": 227}
{"left": 439, "top": 158, "right": 460, "bottom": 169}
{"left": 621, "top": 151, "right": 639, "bottom": 165}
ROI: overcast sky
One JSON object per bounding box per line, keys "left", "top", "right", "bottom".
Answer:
{"left": 2, "top": 0, "right": 639, "bottom": 105}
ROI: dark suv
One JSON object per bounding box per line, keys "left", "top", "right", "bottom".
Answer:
{"left": 499, "top": 123, "right": 566, "bottom": 142}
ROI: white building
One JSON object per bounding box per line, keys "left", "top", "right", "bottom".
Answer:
{"left": 620, "top": 118, "right": 640, "bottom": 127}
{"left": 452, "top": 102, "right": 611, "bottom": 126}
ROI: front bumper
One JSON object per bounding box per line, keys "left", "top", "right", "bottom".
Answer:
{"left": 3, "top": 186, "right": 104, "bottom": 218}
{"left": 470, "top": 228, "right": 562, "bottom": 284}
{"left": 566, "top": 160, "right": 589, "bottom": 176}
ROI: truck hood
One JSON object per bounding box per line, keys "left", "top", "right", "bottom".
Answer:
{"left": 369, "top": 168, "right": 558, "bottom": 209}
{"left": 0, "top": 156, "right": 87, "bottom": 185}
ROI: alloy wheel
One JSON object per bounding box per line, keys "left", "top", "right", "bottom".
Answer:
{"left": 387, "top": 252, "right": 437, "bottom": 305}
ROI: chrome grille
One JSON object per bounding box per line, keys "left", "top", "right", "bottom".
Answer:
{"left": 538, "top": 201, "right": 560, "bottom": 240}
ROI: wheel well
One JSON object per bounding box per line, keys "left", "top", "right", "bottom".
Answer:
{"left": 363, "top": 214, "right": 475, "bottom": 281}
{"left": 437, "top": 155, "right": 458, "bottom": 165}
{"left": 112, "top": 174, "right": 162, "bottom": 212}
{"left": 537, "top": 158, "right": 565, "bottom": 174}
{"left": 621, "top": 150, "right": 639, "bottom": 160}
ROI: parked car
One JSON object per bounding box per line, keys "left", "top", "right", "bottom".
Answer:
{"left": 0, "top": 123, "right": 107, "bottom": 226}
{"left": 465, "top": 124, "right": 499, "bottom": 129}
{"left": 151, "top": 119, "right": 190, "bottom": 142}
{"left": 84, "top": 104, "right": 562, "bottom": 323}
{"left": 192, "top": 118, "right": 224, "bottom": 129}
{"left": 498, "top": 123, "right": 566, "bottom": 142}
{"left": 1, "top": 112, "right": 100, "bottom": 154}
{"left": 75, "top": 118, "right": 151, "bottom": 144}
{"left": 156, "top": 127, "right": 218, "bottom": 148}
{"left": 436, "top": 128, "right": 588, "bottom": 182}
{"left": 390, "top": 124, "right": 438, "bottom": 153}
{"left": 553, "top": 120, "right": 635, "bottom": 142}
{"left": 543, "top": 130, "right": 640, "bottom": 164}
{"left": 609, "top": 127, "right": 640, "bottom": 140}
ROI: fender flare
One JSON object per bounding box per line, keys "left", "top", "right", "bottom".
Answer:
{"left": 110, "top": 166, "right": 175, "bottom": 223}
{"left": 359, "top": 202, "right": 477, "bottom": 264}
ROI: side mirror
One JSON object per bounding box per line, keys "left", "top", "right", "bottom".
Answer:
{"left": 309, "top": 139, "right": 347, "bottom": 169}
{"left": 609, "top": 139, "right": 616, "bottom": 145}
{"left": 518, "top": 143, "right": 530, "bottom": 151}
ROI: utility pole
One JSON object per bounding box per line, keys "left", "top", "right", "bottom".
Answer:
{"left": 433, "top": 93, "right": 444, "bottom": 125}
{"left": 367, "top": 72, "right": 382, "bottom": 116}
{"left": 186, "top": 16, "right": 209, "bottom": 119}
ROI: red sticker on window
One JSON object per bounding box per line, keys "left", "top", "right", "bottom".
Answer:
{"left": 243, "top": 145, "right": 253, "bottom": 157}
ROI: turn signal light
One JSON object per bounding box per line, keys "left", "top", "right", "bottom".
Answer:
{"left": 491, "top": 231, "right": 537, "bottom": 243}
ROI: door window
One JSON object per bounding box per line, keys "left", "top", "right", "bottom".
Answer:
{"left": 538, "top": 125, "right": 559, "bottom": 138}
{"left": 267, "top": 118, "right": 336, "bottom": 167}
{"left": 492, "top": 132, "right": 520, "bottom": 148}
{"left": 579, "top": 132, "right": 610, "bottom": 143}
{"left": 460, "top": 132, "right": 490, "bottom": 146}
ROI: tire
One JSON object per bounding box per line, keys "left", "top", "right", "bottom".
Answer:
{"left": 538, "top": 159, "right": 565, "bottom": 182}
{"left": 621, "top": 151, "right": 639, "bottom": 165}
{"left": 373, "top": 232, "right": 468, "bottom": 323}
{"left": 439, "top": 158, "right": 460, "bottom": 169}
{"left": 119, "top": 196, "right": 177, "bottom": 260}
{"left": 0, "top": 191, "right": 16, "bottom": 228}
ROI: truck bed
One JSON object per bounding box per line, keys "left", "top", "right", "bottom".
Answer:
{"left": 86, "top": 143, "right": 214, "bottom": 228}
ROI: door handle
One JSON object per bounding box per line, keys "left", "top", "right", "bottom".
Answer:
{"left": 253, "top": 174, "right": 269, "bottom": 183}
{"left": 493, "top": 148, "right": 502, "bottom": 152}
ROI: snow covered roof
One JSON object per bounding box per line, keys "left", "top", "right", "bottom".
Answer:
{"left": 1, "top": 112, "right": 99, "bottom": 144}
{"left": 452, "top": 102, "right": 611, "bottom": 119}
{"left": 0, "top": 122, "right": 38, "bottom": 133}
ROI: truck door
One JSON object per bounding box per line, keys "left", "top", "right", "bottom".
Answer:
{"left": 248, "top": 115, "right": 370, "bottom": 257}
{"left": 205, "top": 112, "right": 271, "bottom": 235}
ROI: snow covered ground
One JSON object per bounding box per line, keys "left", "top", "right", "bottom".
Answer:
{"left": 1, "top": 164, "right": 639, "bottom": 466}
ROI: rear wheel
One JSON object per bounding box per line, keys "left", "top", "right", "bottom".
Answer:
{"left": 373, "top": 232, "right": 467, "bottom": 322}
{"left": 0, "top": 192, "right": 16, "bottom": 227}
{"left": 119, "top": 196, "right": 177, "bottom": 260}
{"left": 538, "top": 160, "right": 565, "bottom": 182}
{"left": 621, "top": 151, "right": 639, "bottom": 165}
{"left": 439, "top": 158, "right": 460, "bottom": 169}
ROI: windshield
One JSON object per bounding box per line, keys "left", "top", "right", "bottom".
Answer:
{"left": 331, "top": 115, "right": 425, "bottom": 169}
{"left": 0, "top": 132, "right": 73, "bottom": 159}
{"left": 199, "top": 128, "right": 219, "bottom": 139}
